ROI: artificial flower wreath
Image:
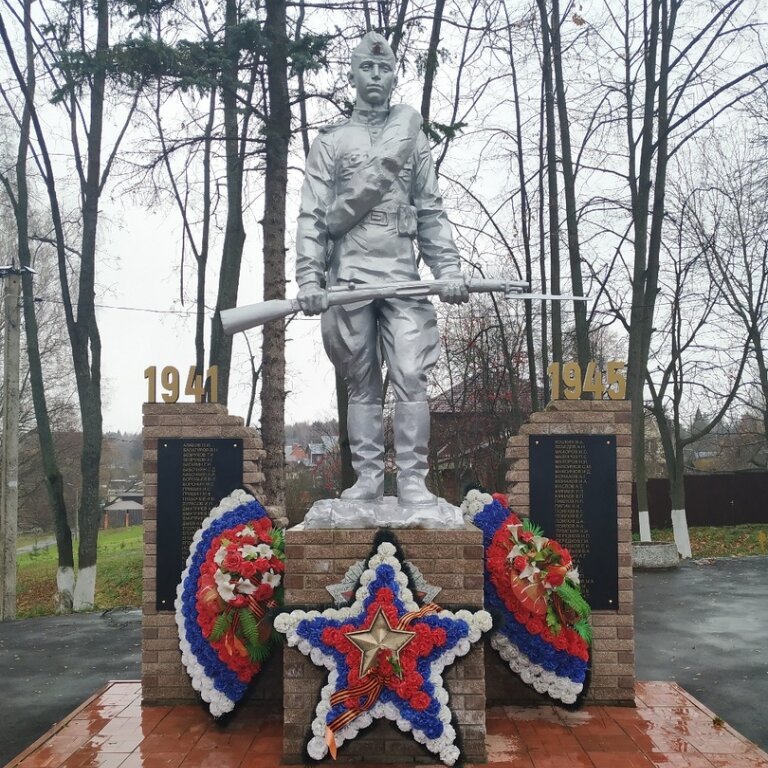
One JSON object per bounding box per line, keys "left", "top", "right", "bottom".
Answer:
{"left": 463, "top": 489, "right": 591, "bottom": 704}
{"left": 274, "top": 533, "right": 492, "bottom": 766}
{"left": 175, "top": 489, "right": 284, "bottom": 716}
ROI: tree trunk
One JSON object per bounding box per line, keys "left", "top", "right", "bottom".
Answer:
{"left": 537, "top": 83, "right": 550, "bottom": 404}
{"left": 548, "top": 0, "right": 589, "bottom": 370}
{"left": 668, "top": 448, "right": 691, "bottom": 558}
{"left": 209, "top": 0, "right": 247, "bottom": 405}
{"left": 536, "top": 0, "right": 562, "bottom": 366}
{"left": 505, "top": 13, "right": 538, "bottom": 411}
{"left": 626, "top": 0, "right": 674, "bottom": 546}
{"left": 420, "top": 0, "right": 445, "bottom": 125}
{"left": 9, "top": 0, "right": 75, "bottom": 612}
{"left": 633, "top": 412, "right": 651, "bottom": 541}
{"left": 260, "top": 0, "right": 290, "bottom": 509}
{"left": 71, "top": 0, "right": 108, "bottom": 610}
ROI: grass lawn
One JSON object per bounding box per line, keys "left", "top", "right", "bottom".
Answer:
{"left": 634, "top": 524, "right": 768, "bottom": 559}
{"left": 14, "top": 523, "right": 768, "bottom": 618}
{"left": 16, "top": 526, "right": 143, "bottom": 618}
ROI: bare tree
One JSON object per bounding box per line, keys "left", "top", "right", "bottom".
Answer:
{"left": 645, "top": 183, "right": 749, "bottom": 556}
{"left": 0, "top": 0, "right": 144, "bottom": 609}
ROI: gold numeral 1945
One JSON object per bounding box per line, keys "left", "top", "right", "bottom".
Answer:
{"left": 547, "top": 361, "right": 626, "bottom": 400}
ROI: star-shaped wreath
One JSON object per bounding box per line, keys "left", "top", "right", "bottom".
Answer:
{"left": 274, "top": 536, "right": 492, "bottom": 766}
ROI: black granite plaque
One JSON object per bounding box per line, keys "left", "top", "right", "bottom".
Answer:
{"left": 156, "top": 438, "right": 243, "bottom": 611}
{"left": 529, "top": 434, "right": 618, "bottom": 610}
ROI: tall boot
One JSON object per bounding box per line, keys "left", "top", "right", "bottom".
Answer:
{"left": 341, "top": 402, "right": 385, "bottom": 501}
{"left": 394, "top": 401, "right": 437, "bottom": 505}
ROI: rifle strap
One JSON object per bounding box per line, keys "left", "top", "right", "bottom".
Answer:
{"left": 326, "top": 104, "right": 422, "bottom": 240}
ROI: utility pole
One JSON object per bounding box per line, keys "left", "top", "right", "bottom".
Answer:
{"left": 0, "top": 263, "right": 23, "bottom": 621}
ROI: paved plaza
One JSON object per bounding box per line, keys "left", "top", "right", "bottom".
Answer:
{"left": 1, "top": 557, "right": 766, "bottom": 767}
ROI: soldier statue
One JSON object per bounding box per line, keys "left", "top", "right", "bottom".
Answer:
{"left": 296, "top": 31, "right": 468, "bottom": 508}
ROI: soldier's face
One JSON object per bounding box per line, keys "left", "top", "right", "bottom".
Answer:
{"left": 350, "top": 57, "right": 395, "bottom": 107}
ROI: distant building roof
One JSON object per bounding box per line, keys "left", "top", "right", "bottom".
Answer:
{"left": 104, "top": 499, "right": 144, "bottom": 512}
{"left": 285, "top": 444, "right": 309, "bottom": 463}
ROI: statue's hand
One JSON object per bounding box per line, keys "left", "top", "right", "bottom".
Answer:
{"left": 438, "top": 274, "right": 469, "bottom": 305}
{"left": 297, "top": 284, "right": 329, "bottom": 316}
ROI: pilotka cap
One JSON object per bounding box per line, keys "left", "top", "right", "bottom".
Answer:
{"left": 351, "top": 31, "right": 396, "bottom": 64}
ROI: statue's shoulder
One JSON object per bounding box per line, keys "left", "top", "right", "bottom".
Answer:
{"left": 387, "top": 103, "right": 424, "bottom": 138}
{"left": 319, "top": 116, "right": 351, "bottom": 134}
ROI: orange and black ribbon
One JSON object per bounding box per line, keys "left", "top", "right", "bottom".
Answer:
{"left": 324, "top": 602, "right": 440, "bottom": 759}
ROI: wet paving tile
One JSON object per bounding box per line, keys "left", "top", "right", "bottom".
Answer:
{"left": 8, "top": 681, "right": 768, "bottom": 768}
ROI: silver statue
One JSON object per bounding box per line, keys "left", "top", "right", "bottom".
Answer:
{"left": 296, "top": 31, "right": 468, "bottom": 508}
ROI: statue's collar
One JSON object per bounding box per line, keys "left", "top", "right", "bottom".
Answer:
{"left": 351, "top": 106, "right": 390, "bottom": 125}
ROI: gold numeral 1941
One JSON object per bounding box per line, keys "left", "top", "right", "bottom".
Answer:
{"left": 144, "top": 365, "right": 219, "bottom": 403}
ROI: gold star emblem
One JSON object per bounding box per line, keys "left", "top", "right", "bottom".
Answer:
{"left": 346, "top": 607, "right": 416, "bottom": 678}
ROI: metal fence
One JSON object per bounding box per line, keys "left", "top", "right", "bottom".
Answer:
{"left": 631, "top": 472, "right": 768, "bottom": 531}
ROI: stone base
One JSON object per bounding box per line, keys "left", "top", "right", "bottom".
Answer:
{"left": 282, "top": 525, "right": 486, "bottom": 764}
{"left": 632, "top": 541, "right": 680, "bottom": 569}
{"left": 302, "top": 496, "right": 465, "bottom": 529}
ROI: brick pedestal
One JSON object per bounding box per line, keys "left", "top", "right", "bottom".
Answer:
{"left": 141, "top": 402, "right": 284, "bottom": 705}
{"left": 502, "top": 399, "right": 635, "bottom": 706}
{"left": 282, "top": 526, "right": 487, "bottom": 764}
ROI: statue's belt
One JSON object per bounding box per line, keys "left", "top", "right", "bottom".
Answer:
{"left": 362, "top": 204, "right": 416, "bottom": 227}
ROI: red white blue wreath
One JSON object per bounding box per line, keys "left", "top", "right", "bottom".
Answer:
{"left": 462, "top": 490, "right": 591, "bottom": 705}
{"left": 274, "top": 535, "right": 492, "bottom": 766}
{"left": 175, "top": 489, "right": 284, "bottom": 717}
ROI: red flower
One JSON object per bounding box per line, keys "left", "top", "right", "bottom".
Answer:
{"left": 254, "top": 583, "right": 274, "bottom": 601}
{"left": 411, "top": 692, "right": 431, "bottom": 711}
{"left": 254, "top": 559, "right": 271, "bottom": 573}
{"left": 512, "top": 555, "right": 528, "bottom": 573}
{"left": 375, "top": 587, "right": 394, "bottom": 603}
{"left": 239, "top": 560, "right": 258, "bottom": 579}
{"left": 552, "top": 633, "right": 568, "bottom": 650}
{"left": 231, "top": 595, "right": 247, "bottom": 609}
{"left": 222, "top": 551, "right": 244, "bottom": 572}
{"left": 526, "top": 617, "right": 545, "bottom": 635}
{"left": 519, "top": 530, "right": 534, "bottom": 544}
{"left": 432, "top": 627, "right": 447, "bottom": 647}
{"left": 492, "top": 492, "right": 509, "bottom": 508}
{"left": 546, "top": 570, "right": 565, "bottom": 588}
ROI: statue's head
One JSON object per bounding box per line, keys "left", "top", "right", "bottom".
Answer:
{"left": 349, "top": 32, "right": 396, "bottom": 108}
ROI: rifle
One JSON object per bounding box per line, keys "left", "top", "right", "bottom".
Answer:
{"left": 220, "top": 278, "right": 588, "bottom": 335}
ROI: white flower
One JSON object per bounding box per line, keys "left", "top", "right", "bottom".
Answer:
{"left": 235, "top": 578, "right": 257, "bottom": 595}
{"left": 473, "top": 610, "right": 493, "bottom": 633}
{"left": 240, "top": 544, "right": 265, "bottom": 559}
{"left": 566, "top": 566, "right": 580, "bottom": 586}
{"left": 273, "top": 614, "right": 291, "bottom": 633}
{"left": 307, "top": 736, "right": 327, "bottom": 760}
{"left": 214, "top": 546, "right": 227, "bottom": 565}
{"left": 519, "top": 561, "right": 540, "bottom": 581}
{"left": 263, "top": 571, "right": 282, "bottom": 588}
{"left": 378, "top": 542, "right": 396, "bottom": 557}
{"left": 214, "top": 569, "right": 236, "bottom": 601}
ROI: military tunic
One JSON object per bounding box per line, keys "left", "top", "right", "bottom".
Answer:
{"left": 295, "top": 103, "right": 462, "bottom": 403}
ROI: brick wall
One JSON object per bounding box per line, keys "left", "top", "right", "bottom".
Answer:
{"left": 502, "top": 399, "right": 635, "bottom": 706}
{"left": 283, "top": 527, "right": 486, "bottom": 764}
{"left": 141, "top": 402, "right": 284, "bottom": 705}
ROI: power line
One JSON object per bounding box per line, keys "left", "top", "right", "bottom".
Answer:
{"left": 35, "top": 297, "right": 196, "bottom": 316}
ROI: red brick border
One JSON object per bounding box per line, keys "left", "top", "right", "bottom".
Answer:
{"left": 141, "top": 402, "right": 280, "bottom": 705}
